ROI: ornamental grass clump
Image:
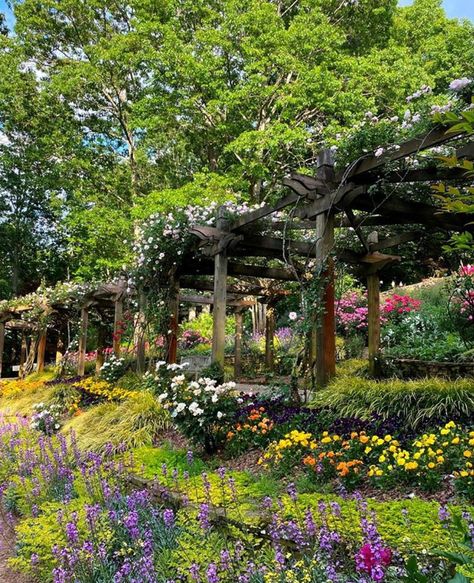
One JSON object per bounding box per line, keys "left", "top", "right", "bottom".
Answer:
{"left": 312, "top": 376, "right": 474, "bottom": 429}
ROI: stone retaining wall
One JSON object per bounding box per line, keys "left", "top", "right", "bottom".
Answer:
{"left": 384, "top": 358, "right": 474, "bottom": 379}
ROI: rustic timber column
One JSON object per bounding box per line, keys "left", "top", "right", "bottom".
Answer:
{"left": 136, "top": 288, "right": 147, "bottom": 373}
{"left": 167, "top": 279, "right": 180, "bottom": 364}
{"left": 19, "top": 332, "right": 27, "bottom": 372}
{"left": 36, "top": 329, "right": 47, "bottom": 373}
{"left": 315, "top": 150, "right": 336, "bottom": 387}
{"left": 95, "top": 325, "right": 107, "bottom": 374}
{"left": 55, "top": 334, "right": 65, "bottom": 365}
{"left": 113, "top": 298, "right": 123, "bottom": 356}
{"left": 367, "top": 272, "right": 381, "bottom": 377}
{"left": 0, "top": 322, "right": 5, "bottom": 378}
{"left": 212, "top": 206, "right": 229, "bottom": 366}
{"left": 78, "top": 307, "right": 89, "bottom": 376}
{"left": 264, "top": 304, "right": 276, "bottom": 372}
{"left": 234, "top": 308, "right": 243, "bottom": 379}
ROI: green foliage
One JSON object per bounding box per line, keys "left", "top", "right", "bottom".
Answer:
{"left": 311, "top": 376, "right": 474, "bottom": 428}
{"left": 183, "top": 312, "right": 235, "bottom": 340}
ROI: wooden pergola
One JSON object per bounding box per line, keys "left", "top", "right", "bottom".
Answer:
{"left": 175, "top": 125, "right": 473, "bottom": 386}
{"left": 1, "top": 126, "right": 472, "bottom": 386}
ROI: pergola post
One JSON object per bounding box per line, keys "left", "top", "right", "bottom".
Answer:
{"left": 19, "top": 332, "right": 27, "bottom": 371}
{"left": 136, "top": 288, "right": 147, "bottom": 373}
{"left": 95, "top": 325, "right": 107, "bottom": 374}
{"left": 367, "top": 272, "right": 381, "bottom": 377}
{"left": 167, "top": 279, "right": 180, "bottom": 364}
{"left": 315, "top": 150, "right": 336, "bottom": 388}
{"left": 36, "top": 329, "right": 47, "bottom": 373}
{"left": 0, "top": 322, "right": 5, "bottom": 378}
{"left": 78, "top": 307, "right": 89, "bottom": 376}
{"left": 113, "top": 298, "right": 123, "bottom": 356}
{"left": 234, "top": 308, "right": 243, "bottom": 379}
{"left": 212, "top": 207, "right": 229, "bottom": 367}
{"left": 264, "top": 303, "right": 275, "bottom": 372}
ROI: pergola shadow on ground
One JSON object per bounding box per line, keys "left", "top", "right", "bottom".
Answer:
{"left": 0, "top": 126, "right": 472, "bottom": 384}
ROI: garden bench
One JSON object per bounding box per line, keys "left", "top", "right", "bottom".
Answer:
{"left": 180, "top": 355, "right": 211, "bottom": 379}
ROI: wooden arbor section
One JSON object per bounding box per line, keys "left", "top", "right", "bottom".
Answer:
{"left": 0, "top": 282, "right": 130, "bottom": 378}
{"left": 179, "top": 126, "right": 473, "bottom": 385}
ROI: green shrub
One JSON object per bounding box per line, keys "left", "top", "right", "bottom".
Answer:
{"left": 311, "top": 376, "right": 474, "bottom": 428}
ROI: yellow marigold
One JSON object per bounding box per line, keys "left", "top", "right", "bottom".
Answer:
{"left": 463, "top": 450, "right": 472, "bottom": 458}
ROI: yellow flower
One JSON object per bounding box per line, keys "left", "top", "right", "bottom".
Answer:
{"left": 451, "top": 437, "right": 460, "bottom": 445}
{"left": 463, "top": 450, "right": 472, "bottom": 458}
{"left": 427, "top": 462, "right": 435, "bottom": 469}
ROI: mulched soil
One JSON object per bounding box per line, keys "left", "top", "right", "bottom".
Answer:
{"left": 0, "top": 513, "right": 32, "bottom": 583}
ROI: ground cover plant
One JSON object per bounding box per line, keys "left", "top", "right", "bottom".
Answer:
{"left": 1, "top": 414, "right": 474, "bottom": 583}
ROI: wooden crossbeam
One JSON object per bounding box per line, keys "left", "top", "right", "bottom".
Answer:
{"left": 352, "top": 194, "right": 473, "bottom": 231}
{"left": 179, "top": 294, "right": 255, "bottom": 307}
{"left": 457, "top": 142, "right": 474, "bottom": 160}
{"left": 179, "top": 276, "right": 290, "bottom": 297}
{"left": 369, "top": 231, "right": 421, "bottom": 252}
{"left": 238, "top": 235, "right": 317, "bottom": 257}
{"left": 366, "top": 166, "right": 473, "bottom": 184}
{"left": 229, "top": 192, "right": 301, "bottom": 231}
{"left": 339, "top": 127, "right": 465, "bottom": 181}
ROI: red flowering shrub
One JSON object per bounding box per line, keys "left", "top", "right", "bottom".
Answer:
{"left": 382, "top": 293, "right": 421, "bottom": 319}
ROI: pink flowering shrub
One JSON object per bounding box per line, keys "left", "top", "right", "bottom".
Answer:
{"left": 450, "top": 265, "right": 474, "bottom": 341}
{"left": 336, "top": 291, "right": 369, "bottom": 335}
{"left": 336, "top": 291, "right": 421, "bottom": 337}
{"left": 179, "top": 329, "right": 209, "bottom": 350}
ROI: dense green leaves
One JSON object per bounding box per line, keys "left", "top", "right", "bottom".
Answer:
{"left": 0, "top": 0, "right": 472, "bottom": 294}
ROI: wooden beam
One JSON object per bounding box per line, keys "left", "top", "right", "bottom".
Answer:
{"left": 283, "top": 172, "right": 332, "bottom": 197}
{"left": 352, "top": 194, "right": 473, "bottom": 232}
{"left": 113, "top": 299, "right": 123, "bottom": 356}
{"left": 179, "top": 294, "right": 255, "bottom": 307}
{"left": 212, "top": 207, "right": 229, "bottom": 366}
{"left": 370, "top": 231, "right": 421, "bottom": 252}
{"left": 36, "top": 329, "right": 47, "bottom": 373}
{"left": 457, "top": 142, "right": 474, "bottom": 160}
{"left": 238, "top": 235, "right": 317, "bottom": 257}
{"left": 234, "top": 309, "right": 243, "bottom": 379}
{"left": 340, "top": 126, "right": 465, "bottom": 181}
{"left": 78, "top": 307, "right": 88, "bottom": 377}
{"left": 229, "top": 192, "right": 301, "bottom": 232}
{"left": 374, "top": 166, "right": 474, "bottom": 184}
{"left": 271, "top": 220, "right": 316, "bottom": 230}
{"left": 0, "top": 322, "right": 4, "bottom": 378}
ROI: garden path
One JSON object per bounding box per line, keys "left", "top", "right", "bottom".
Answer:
{"left": 0, "top": 513, "right": 32, "bottom": 583}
